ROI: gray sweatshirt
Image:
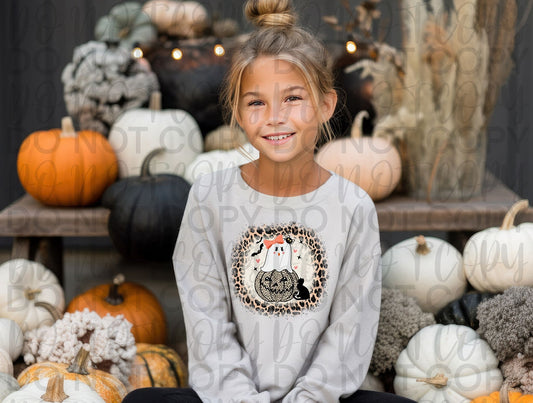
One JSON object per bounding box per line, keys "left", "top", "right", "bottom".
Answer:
{"left": 173, "top": 166, "right": 382, "bottom": 403}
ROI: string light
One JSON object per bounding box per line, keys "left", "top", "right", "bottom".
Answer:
{"left": 346, "top": 40, "right": 357, "bottom": 54}
{"left": 172, "top": 48, "right": 183, "bottom": 60}
{"left": 214, "top": 44, "right": 225, "bottom": 57}
{"left": 131, "top": 46, "right": 144, "bottom": 59}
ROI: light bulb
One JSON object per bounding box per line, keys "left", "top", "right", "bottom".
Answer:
{"left": 172, "top": 48, "right": 183, "bottom": 60}
{"left": 131, "top": 47, "right": 144, "bottom": 59}
{"left": 346, "top": 40, "right": 357, "bottom": 54}
{"left": 214, "top": 44, "right": 225, "bottom": 57}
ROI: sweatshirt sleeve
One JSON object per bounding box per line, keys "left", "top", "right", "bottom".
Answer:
{"left": 173, "top": 183, "right": 271, "bottom": 403}
{"left": 282, "top": 196, "right": 382, "bottom": 403}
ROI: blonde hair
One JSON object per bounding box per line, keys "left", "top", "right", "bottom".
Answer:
{"left": 221, "top": 0, "right": 336, "bottom": 148}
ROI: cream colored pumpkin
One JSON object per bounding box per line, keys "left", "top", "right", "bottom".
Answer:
{"left": 463, "top": 199, "right": 533, "bottom": 292}
{"left": 142, "top": 0, "right": 208, "bottom": 37}
{"left": 0, "top": 259, "right": 65, "bottom": 332}
{"left": 108, "top": 91, "right": 203, "bottom": 179}
{"left": 315, "top": 111, "right": 402, "bottom": 201}
{"left": 184, "top": 143, "right": 259, "bottom": 184}
{"left": 4, "top": 374, "right": 104, "bottom": 403}
{"left": 0, "top": 318, "right": 23, "bottom": 361}
{"left": 381, "top": 235, "right": 466, "bottom": 313}
{"left": 394, "top": 324, "right": 502, "bottom": 402}
{"left": 0, "top": 348, "right": 13, "bottom": 376}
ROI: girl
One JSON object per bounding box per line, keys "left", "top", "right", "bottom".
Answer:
{"left": 124, "top": 0, "right": 414, "bottom": 402}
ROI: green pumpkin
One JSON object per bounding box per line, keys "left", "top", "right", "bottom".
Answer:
{"left": 101, "top": 148, "right": 191, "bottom": 261}
{"left": 95, "top": 2, "right": 157, "bottom": 49}
{"left": 435, "top": 291, "right": 497, "bottom": 329}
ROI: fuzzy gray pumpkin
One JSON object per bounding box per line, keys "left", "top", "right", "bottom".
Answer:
{"left": 61, "top": 41, "right": 159, "bottom": 135}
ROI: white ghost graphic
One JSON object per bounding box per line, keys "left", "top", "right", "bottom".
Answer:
{"left": 260, "top": 234, "right": 293, "bottom": 272}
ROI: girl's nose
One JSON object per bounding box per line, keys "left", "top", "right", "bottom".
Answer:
{"left": 266, "top": 104, "right": 286, "bottom": 126}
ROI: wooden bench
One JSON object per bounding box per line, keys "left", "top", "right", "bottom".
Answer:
{"left": 1, "top": 173, "right": 532, "bottom": 285}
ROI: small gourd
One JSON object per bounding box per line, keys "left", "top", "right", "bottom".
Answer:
{"left": 7, "top": 373, "right": 105, "bottom": 402}
{"left": 66, "top": 274, "right": 167, "bottom": 345}
{"left": 0, "top": 259, "right": 65, "bottom": 332}
{"left": 128, "top": 343, "right": 188, "bottom": 389}
{"left": 17, "top": 347, "right": 126, "bottom": 403}
{"left": 107, "top": 91, "right": 203, "bottom": 178}
{"left": 381, "top": 235, "right": 466, "bottom": 313}
{"left": 95, "top": 2, "right": 157, "bottom": 48}
{"left": 463, "top": 199, "right": 533, "bottom": 292}
{"left": 315, "top": 111, "right": 402, "bottom": 201}
{"left": 394, "top": 324, "right": 503, "bottom": 402}
{"left": 17, "top": 117, "right": 118, "bottom": 207}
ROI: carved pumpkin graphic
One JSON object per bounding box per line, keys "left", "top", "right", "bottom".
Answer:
{"left": 255, "top": 269, "right": 299, "bottom": 302}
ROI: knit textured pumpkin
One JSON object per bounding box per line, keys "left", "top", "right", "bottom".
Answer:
{"left": 128, "top": 343, "right": 188, "bottom": 390}
{"left": 17, "top": 348, "right": 126, "bottom": 403}
{"left": 17, "top": 117, "right": 118, "bottom": 206}
{"left": 66, "top": 274, "right": 167, "bottom": 345}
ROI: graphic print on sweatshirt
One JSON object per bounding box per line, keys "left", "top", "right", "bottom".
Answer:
{"left": 232, "top": 222, "right": 328, "bottom": 315}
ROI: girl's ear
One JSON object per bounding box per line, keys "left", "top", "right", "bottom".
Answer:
{"left": 320, "top": 90, "right": 338, "bottom": 123}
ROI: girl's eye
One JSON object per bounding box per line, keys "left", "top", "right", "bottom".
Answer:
{"left": 248, "top": 100, "right": 264, "bottom": 107}
{"left": 285, "top": 95, "right": 302, "bottom": 102}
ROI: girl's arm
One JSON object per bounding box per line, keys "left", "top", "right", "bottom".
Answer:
{"left": 282, "top": 197, "right": 382, "bottom": 403}
{"left": 173, "top": 184, "right": 271, "bottom": 403}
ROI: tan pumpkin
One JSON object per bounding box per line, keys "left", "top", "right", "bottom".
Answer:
{"left": 315, "top": 111, "right": 402, "bottom": 201}
{"left": 66, "top": 274, "right": 167, "bottom": 344}
{"left": 17, "top": 347, "right": 126, "bottom": 403}
{"left": 128, "top": 343, "right": 188, "bottom": 390}
{"left": 142, "top": 0, "right": 208, "bottom": 37}
{"left": 17, "top": 117, "right": 118, "bottom": 207}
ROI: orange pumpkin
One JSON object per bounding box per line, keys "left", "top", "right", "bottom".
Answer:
{"left": 471, "top": 391, "right": 533, "bottom": 402}
{"left": 128, "top": 343, "right": 188, "bottom": 390}
{"left": 17, "top": 116, "right": 118, "bottom": 206}
{"left": 66, "top": 274, "right": 167, "bottom": 344}
{"left": 17, "top": 347, "right": 127, "bottom": 403}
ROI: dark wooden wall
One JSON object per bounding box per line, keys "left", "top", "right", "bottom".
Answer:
{"left": 1, "top": 0, "right": 532, "bottom": 247}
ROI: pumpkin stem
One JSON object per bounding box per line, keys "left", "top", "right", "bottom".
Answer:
{"left": 25, "top": 288, "right": 41, "bottom": 300}
{"left": 67, "top": 346, "right": 91, "bottom": 375}
{"left": 105, "top": 273, "right": 126, "bottom": 305}
{"left": 149, "top": 91, "right": 162, "bottom": 111}
{"left": 60, "top": 116, "right": 77, "bottom": 138}
{"left": 415, "top": 235, "right": 431, "bottom": 255}
{"left": 34, "top": 300, "right": 63, "bottom": 321}
{"left": 415, "top": 373, "right": 448, "bottom": 388}
{"left": 350, "top": 110, "right": 369, "bottom": 139}
{"left": 140, "top": 148, "right": 166, "bottom": 177}
{"left": 500, "top": 199, "right": 529, "bottom": 230}
{"left": 499, "top": 383, "right": 511, "bottom": 403}
{"left": 41, "top": 374, "right": 69, "bottom": 402}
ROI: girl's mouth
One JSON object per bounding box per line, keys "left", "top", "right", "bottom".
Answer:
{"left": 263, "top": 132, "right": 295, "bottom": 145}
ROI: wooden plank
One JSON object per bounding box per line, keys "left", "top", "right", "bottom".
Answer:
{"left": 0, "top": 194, "right": 109, "bottom": 237}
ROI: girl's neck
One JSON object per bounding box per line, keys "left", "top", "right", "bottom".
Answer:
{"left": 240, "top": 157, "right": 331, "bottom": 197}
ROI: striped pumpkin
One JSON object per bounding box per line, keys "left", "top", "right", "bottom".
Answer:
{"left": 17, "top": 348, "right": 126, "bottom": 403}
{"left": 128, "top": 343, "right": 188, "bottom": 390}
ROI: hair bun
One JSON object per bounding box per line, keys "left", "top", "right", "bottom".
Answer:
{"left": 245, "top": 0, "right": 296, "bottom": 29}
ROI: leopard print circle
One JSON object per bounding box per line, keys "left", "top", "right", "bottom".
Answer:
{"left": 231, "top": 222, "right": 328, "bottom": 315}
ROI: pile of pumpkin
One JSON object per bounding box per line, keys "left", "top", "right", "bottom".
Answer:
{"left": 368, "top": 199, "right": 533, "bottom": 402}
{"left": 0, "top": 259, "right": 186, "bottom": 402}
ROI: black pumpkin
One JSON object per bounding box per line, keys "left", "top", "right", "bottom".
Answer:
{"left": 255, "top": 269, "right": 299, "bottom": 303}
{"left": 434, "top": 291, "right": 497, "bottom": 329}
{"left": 102, "top": 148, "right": 191, "bottom": 261}
{"left": 144, "top": 37, "right": 232, "bottom": 137}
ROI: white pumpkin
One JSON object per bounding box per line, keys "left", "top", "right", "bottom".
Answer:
{"left": 108, "top": 91, "right": 203, "bottom": 178}
{"left": 0, "top": 372, "right": 20, "bottom": 401}
{"left": 0, "top": 318, "right": 24, "bottom": 361}
{"left": 4, "top": 374, "right": 104, "bottom": 403}
{"left": 394, "top": 324, "right": 503, "bottom": 402}
{"left": 315, "top": 111, "right": 402, "bottom": 201}
{"left": 0, "top": 259, "right": 65, "bottom": 332}
{"left": 184, "top": 143, "right": 259, "bottom": 183}
{"left": 381, "top": 235, "right": 466, "bottom": 313}
{"left": 463, "top": 199, "right": 533, "bottom": 292}
{"left": 0, "top": 348, "right": 13, "bottom": 376}
{"left": 142, "top": 0, "right": 208, "bottom": 37}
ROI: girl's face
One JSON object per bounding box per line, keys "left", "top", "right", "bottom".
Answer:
{"left": 237, "top": 56, "right": 335, "bottom": 166}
